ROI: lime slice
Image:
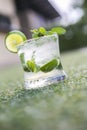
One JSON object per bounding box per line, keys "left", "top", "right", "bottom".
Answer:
{"left": 5, "top": 30, "right": 27, "bottom": 53}
{"left": 40, "top": 59, "right": 59, "bottom": 72}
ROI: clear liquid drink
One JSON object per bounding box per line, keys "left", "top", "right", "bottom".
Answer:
{"left": 17, "top": 33, "right": 67, "bottom": 89}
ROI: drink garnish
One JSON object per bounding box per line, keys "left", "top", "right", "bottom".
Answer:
{"left": 31, "top": 27, "right": 66, "bottom": 38}
{"left": 5, "top": 30, "right": 27, "bottom": 53}
{"left": 40, "top": 59, "right": 59, "bottom": 72}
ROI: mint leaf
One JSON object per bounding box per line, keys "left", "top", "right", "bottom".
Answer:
{"left": 27, "top": 59, "right": 40, "bottom": 73}
{"left": 31, "top": 27, "right": 47, "bottom": 38}
{"left": 39, "top": 27, "right": 46, "bottom": 35}
{"left": 20, "top": 53, "right": 25, "bottom": 64}
{"left": 31, "top": 29, "right": 39, "bottom": 38}
{"left": 31, "top": 29, "right": 38, "bottom": 33}
{"left": 46, "top": 31, "right": 54, "bottom": 35}
{"left": 31, "top": 27, "right": 66, "bottom": 38}
{"left": 51, "top": 27, "right": 66, "bottom": 35}
{"left": 20, "top": 53, "right": 29, "bottom": 72}
{"left": 27, "top": 60, "right": 36, "bottom": 72}
{"left": 40, "top": 59, "right": 58, "bottom": 72}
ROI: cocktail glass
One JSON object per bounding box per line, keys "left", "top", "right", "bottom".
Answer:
{"left": 17, "top": 33, "right": 67, "bottom": 89}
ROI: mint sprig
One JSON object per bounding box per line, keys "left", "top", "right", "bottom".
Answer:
{"left": 27, "top": 60, "right": 39, "bottom": 73}
{"left": 31, "top": 27, "right": 66, "bottom": 38}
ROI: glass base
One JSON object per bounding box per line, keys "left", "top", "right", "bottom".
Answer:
{"left": 24, "top": 69, "right": 67, "bottom": 89}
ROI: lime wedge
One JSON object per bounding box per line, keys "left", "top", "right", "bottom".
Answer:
{"left": 5, "top": 30, "right": 27, "bottom": 53}
{"left": 40, "top": 59, "right": 59, "bottom": 72}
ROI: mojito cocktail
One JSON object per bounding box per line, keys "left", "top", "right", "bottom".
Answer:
{"left": 5, "top": 27, "right": 67, "bottom": 89}
{"left": 17, "top": 33, "right": 66, "bottom": 89}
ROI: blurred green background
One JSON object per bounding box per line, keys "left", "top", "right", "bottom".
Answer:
{"left": 59, "top": 0, "right": 87, "bottom": 51}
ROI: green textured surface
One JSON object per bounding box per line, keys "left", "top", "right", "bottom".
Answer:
{"left": 0, "top": 50, "right": 87, "bottom": 130}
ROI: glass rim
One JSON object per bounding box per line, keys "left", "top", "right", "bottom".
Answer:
{"left": 17, "top": 33, "right": 58, "bottom": 49}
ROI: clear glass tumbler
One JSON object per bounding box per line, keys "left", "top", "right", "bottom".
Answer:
{"left": 17, "top": 33, "right": 67, "bottom": 89}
